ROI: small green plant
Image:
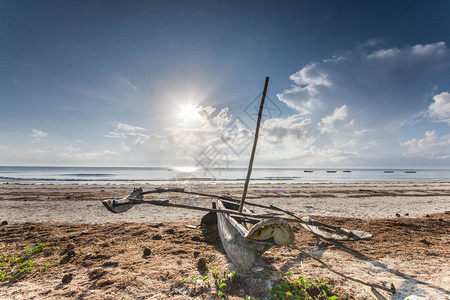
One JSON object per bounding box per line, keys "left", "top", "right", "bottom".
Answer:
{"left": 268, "top": 274, "right": 338, "bottom": 300}
{"left": 178, "top": 248, "right": 237, "bottom": 299}
{"left": 25, "top": 243, "right": 48, "bottom": 256}
{"left": 0, "top": 242, "right": 54, "bottom": 281}
{"left": 244, "top": 273, "right": 340, "bottom": 300}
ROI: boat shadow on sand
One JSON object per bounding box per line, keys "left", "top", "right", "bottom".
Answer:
{"left": 276, "top": 223, "right": 450, "bottom": 299}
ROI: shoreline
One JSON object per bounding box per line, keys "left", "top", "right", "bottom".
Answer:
{"left": 0, "top": 182, "right": 449, "bottom": 223}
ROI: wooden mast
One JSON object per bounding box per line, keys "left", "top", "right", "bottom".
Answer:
{"left": 239, "top": 77, "right": 269, "bottom": 213}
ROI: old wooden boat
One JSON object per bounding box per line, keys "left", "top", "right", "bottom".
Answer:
{"left": 216, "top": 199, "right": 294, "bottom": 270}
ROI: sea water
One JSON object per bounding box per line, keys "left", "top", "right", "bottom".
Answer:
{"left": 0, "top": 166, "right": 448, "bottom": 184}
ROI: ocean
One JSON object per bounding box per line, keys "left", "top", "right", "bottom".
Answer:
{"left": 0, "top": 166, "right": 449, "bottom": 184}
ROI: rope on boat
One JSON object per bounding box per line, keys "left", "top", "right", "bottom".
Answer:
{"left": 292, "top": 245, "right": 396, "bottom": 294}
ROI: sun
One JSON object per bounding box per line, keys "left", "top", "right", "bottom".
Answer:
{"left": 178, "top": 104, "right": 199, "bottom": 124}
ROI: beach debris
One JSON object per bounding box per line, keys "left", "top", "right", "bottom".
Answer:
{"left": 276, "top": 189, "right": 286, "bottom": 196}
{"left": 395, "top": 213, "right": 401, "bottom": 217}
{"left": 419, "top": 239, "right": 432, "bottom": 245}
{"left": 197, "top": 257, "right": 207, "bottom": 269}
{"left": 152, "top": 234, "right": 162, "bottom": 240}
{"left": 370, "top": 287, "right": 387, "bottom": 300}
{"left": 1, "top": 220, "right": 7, "bottom": 226}
{"left": 143, "top": 247, "right": 151, "bottom": 256}
{"left": 66, "top": 243, "right": 75, "bottom": 250}
{"left": 317, "top": 240, "right": 330, "bottom": 248}
{"left": 405, "top": 213, "right": 409, "bottom": 216}
{"left": 67, "top": 250, "right": 76, "bottom": 257}
{"left": 62, "top": 273, "right": 73, "bottom": 284}
{"left": 184, "top": 224, "right": 198, "bottom": 229}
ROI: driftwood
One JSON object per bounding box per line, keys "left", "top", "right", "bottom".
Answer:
{"left": 371, "top": 287, "right": 388, "bottom": 300}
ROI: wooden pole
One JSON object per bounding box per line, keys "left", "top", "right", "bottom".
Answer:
{"left": 239, "top": 77, "right": 269, "bottom": 213}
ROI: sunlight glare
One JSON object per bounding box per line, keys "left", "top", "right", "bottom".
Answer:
{"left": 174, "top": 166, "right": 199, "bottom": 173}
{"left": 178, "top": 104, "right": 200, "bottom": 125}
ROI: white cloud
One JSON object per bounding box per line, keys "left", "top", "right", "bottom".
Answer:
{"left": 358, "top": 38, "right": 386, "bottom": 49}
{"left": 290, "top": 63, "right": 332, "bottom": 88}
{"left": 323, "top": 55, "right": 347, "bottom": 63}
{"left": 366, "top": 41, "right": 447, "bottom": 61}
{"left": 212, "top": 107, "right": 232, "bottom": 128}
{"left": 345, "top": 119, "right": 354, "bottom": 128}
{"left": 366, "top": 48, "right": 401, "bottom": 59}
{"left": 262, "top": 115, "right": 312, "bottom": 144}
{"left": 411, "top": 42, "right": 447, "bottom": 58}
{"left": 354, "top": 129, "right": 368, "bottom": 136}
{"left": 105, "top": 122, "right": 170, "bottom": 153}
{"left": 109, "top": 122, "right": 147, "bottom": 132}
{"left": 403, "top": 130, "right": 450, "bottom": 158}
{"left": 31, "top": 129, "right": 48, "bottom": 138}
{"left": 426, "top": 92, "right": 450, "bottom": 125}
{"left": 317, "top": 105, "right": 348, "bottom": 133}
{"left": 30, "top": 129, "right": 48, "bottom": 142}
{"left": 195, "top": 105, "right": 217, "bottom": 127}
{"left": 120, "top": 78, "right": 138, "bottom": 91}
{"left": 276, "top": 63, "right": 330, "bottom": 114}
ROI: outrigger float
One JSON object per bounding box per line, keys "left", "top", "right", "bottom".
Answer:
{"left": 102, "top": 77, "right": 371, "bottom": 271}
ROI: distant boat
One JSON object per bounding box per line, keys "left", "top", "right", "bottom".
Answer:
{"left": 384, "top": 168, "right": 394, "bottom": 173}
{"left": 304, "top": 169, "right": 313, "bottom": 173}
{"left": 343, "top": 169, "right": 351, "bottom": 173}
{"left": 167, "top": 168, "right": 173, "bottom": 171}
{"left": 405, "top": 169, "right": 416, "bottom": 173}
{"left": 326, "top": 170, "right": 337, "bottom": 173}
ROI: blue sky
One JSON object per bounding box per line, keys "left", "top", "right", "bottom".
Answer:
{"left": 0, "top": 0, "right": 449, "bottom": 168}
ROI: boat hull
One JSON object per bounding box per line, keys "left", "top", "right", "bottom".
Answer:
{"left": 216, "top": 200, "right": 294, "bottom": 270}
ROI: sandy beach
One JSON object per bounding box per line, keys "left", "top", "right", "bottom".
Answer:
{"left": 0, "top": 182, "right": 449, "bottom": 299}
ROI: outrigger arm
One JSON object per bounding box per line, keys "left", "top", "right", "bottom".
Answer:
{"left": 102, "top": 187, "right": 371, "bottom": 241}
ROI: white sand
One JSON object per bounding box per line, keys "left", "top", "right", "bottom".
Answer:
{"left": 0, "top": 182, "right": 449, "bottom": 223}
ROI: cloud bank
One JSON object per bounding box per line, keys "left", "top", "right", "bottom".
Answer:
{"left": 3, "top": 41, "right": 449, "bottom": 168}
{"left": 277, "top": 41, "right": 450, "bottom": 124}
